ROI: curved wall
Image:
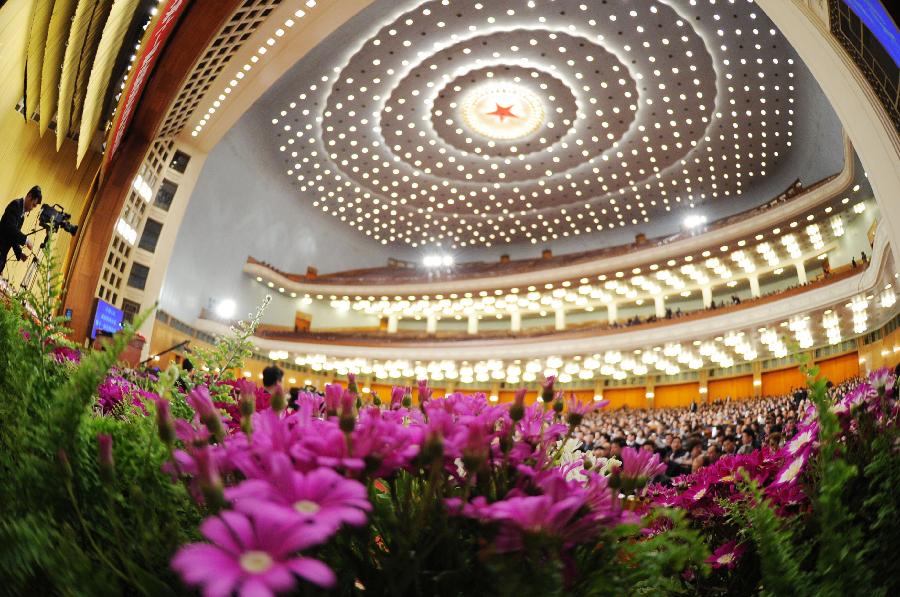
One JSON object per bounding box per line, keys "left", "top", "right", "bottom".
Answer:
{"left": 159, "top": 117, "right": 398, "bottom": 323}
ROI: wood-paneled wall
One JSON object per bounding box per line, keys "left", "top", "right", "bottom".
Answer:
{"left": 761, "top": 366, "right": 807, "bottom": 397}
{"left": 654, "top": 382, "right": 700, "bottom": 409}
{"left": 604, "top": 387, "right": 648, "bottom": 409}
{"left": 708, "top": 375, "right": 755, "bottom": 402}
{"left": 815, "top": 352, "right": 860, "bottom": 384}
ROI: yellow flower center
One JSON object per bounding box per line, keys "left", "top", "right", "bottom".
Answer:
{"left": 717, "top": 553, "right": 734, "bottom": 565}
{"left": 240, "top": 550, "right": 274, "bottom": 574}
{"left": 294, "top": 499, "right": 321, "bottom": 514}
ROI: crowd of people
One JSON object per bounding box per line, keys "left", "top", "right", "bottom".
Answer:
{"left": 573, "top": 377, "right": 864, "bottom": 481}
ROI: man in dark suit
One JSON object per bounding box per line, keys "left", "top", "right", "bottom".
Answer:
{"left": 0, "top": 186, "right": 41, "bottom": 276}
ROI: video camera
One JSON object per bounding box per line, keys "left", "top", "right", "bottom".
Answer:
{"left": 39, "top": 203, "right": 78, "bottom": 236}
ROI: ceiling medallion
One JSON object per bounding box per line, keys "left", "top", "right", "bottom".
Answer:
{"left": 460, "top": 84, "right": 545, "bottom": 141}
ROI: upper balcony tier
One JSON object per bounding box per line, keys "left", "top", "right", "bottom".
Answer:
{"left": 245, "top": 138, "right": 872, "bottom": 298}
{"left": 192, "top": 224, "right": 897, "bottom": 386}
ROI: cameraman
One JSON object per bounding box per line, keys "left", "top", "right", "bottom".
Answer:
{"left": 0, "top": 185, "right": 42, "bottom": 276}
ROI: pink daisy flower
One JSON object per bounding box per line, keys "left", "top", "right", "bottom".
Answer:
{"left": 706, "top": 540, "right": 747, "bottom": 569}
{"left": 227, "top": 461, "right": 371, "bottom": 538}
{"left": 171, "top": 510, "right": 335, "bottom": 596}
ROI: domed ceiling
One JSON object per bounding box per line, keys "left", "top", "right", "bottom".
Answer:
{"left": 267, "top": 0, "right": 834, "bottom": 249}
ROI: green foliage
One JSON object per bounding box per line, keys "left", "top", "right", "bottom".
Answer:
{"left": 725, "top": 358, "right": 898, "bottom": 597}
{"left": 190, "top": 295, "right": 270, "bottom": 390}
{"left": 0, "top": 275, "right": 198, "bottom": 594}
{"left": 729, "top": 478, "right": 810, "bottom": 597}
{"left": 579, "top": 510, "right": 709, "bottom": 596}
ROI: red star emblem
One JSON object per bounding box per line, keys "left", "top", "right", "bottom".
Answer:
{"left": 486, "top": 103, "right": 518, "bottom": 122}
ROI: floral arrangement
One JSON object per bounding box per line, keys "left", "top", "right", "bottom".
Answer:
{"left": 159, "top": 378, "right": 702, "bottom": 595}
{"left": 0, "top": 278, "right": 897, "bottom": 595}
{"left": 644, "top": 364, "right": 899, "bottom": 595}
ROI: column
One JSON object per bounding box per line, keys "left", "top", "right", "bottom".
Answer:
{"left": 795, "top": 261, "right": 807, "bottom": 284}
{"left": 593, "top": 379, "right": 604, "bottom": 403}
{"left": 387, "top": 314, "right": 398, "bottom": 333}
{"left": 510, "top": 310, "right": 521, "bottom": 333}
{"left": 698, "top": 369, "right": 709, "bottom": 404}
{"left": 607, "top": 302, "right": 618, "bottom": 324}
{"left": 554, "top": 307, "right": 566, "bottom": 331}
{"left": 467, "top": 313, "right": 479, "bottom": 335}
{"left": 748, "top": 274, "right": 761, "bottom": 298}
{"left": 645, "top": 377, "right": 655, "bottom": 410}
{"left": 752, "top": 361, "right": 763, "bottom": 397}
{"left": 654, "top": 295, "right": 665, "bottom": 318}
{"left": 426, "top": 313, "right": 437, "bottom": 334}
{"left": 701, "top": 286, "right": 713, "bottom": 309}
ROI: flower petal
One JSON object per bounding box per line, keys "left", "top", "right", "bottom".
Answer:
{"left": 287, "top": 557, "right": 336, "bottom": 588}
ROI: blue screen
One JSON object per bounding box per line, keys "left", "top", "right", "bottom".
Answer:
{"left": 91, "top": 299, "right": 124, "bottom": 339}
{"left": 845, "top": 0, "right": 900, "bottom": 66}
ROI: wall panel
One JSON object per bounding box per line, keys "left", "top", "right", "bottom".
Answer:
{"left": 654, "top": 382, "right": 700, "bottom": 409}
{"left": 761, "top": 367, "right": 807, "bottom": 397}
{"left": 815, "top": 352, "right": 860, "bottom": 384}
{"left": 708, "top": 375, "right": 755, "bottom": 402}
{"left": 604, "top": 387, "right": 647, "bottom": 410}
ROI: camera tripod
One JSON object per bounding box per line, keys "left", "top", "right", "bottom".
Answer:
{"left": 19, "top": 227, "right": 52, "bottom": 293}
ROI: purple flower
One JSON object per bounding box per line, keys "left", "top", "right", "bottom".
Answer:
{"left": 171, "top": 511, "right": 335, "bottom": 595}
{"left": 52, "top": 345, "right": 81, "bottom": 364}
{"left": 617, "top": 447, "right": 666, "bottom": 493}
{"left": 227, "top": 460, "right": 370, "bottom": 538}
{"left": 771, "top": 450, "right": 810, "bottom": 487}
{"left": 471, "top": 494, "right": 597, "bottom": 552}
{"left": 706, "top": 540, "right": 746, "bottom": 569}
{"left": 417, "top": 379, "right": 433, "bottom": 404}
{"left": 390, "top": 386, "right": 406, "bottom": 409}
{"left": 324, "top": 383, "right": 343, "bottom": 415}
{"left": 96, "top": 375, "right": 153, "bottom": 416}
{"left": 564, "top": 393, "right": 608, "bottom": 426}
{"left": 233, "top": 378, "right": 257, "bottom": 400}
{"left": 188, "top": 387, "right": 225, "bottom": 442}
{"left": 869, "top": 367, "right": 897, "bottom": 397}
{"left": 780, "top": 424, "right": 817, "bottom": 457}
{"left": 540, "top": 375, "right": 556, "bottom": 403}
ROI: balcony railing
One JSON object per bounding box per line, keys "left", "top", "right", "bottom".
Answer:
{"left": 250, "top": 265, "right": 863, "bottom": 345}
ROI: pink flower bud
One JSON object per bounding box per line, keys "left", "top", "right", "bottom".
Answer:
{"left": 97, "top": 434, "right": 114, "bottom": 483}
{"left": 156, "top": 398, "right": 175, "bottom": 446}
{"left": 509, "top": 388, "right": 527, "bottom": 422}
{"left": 417, "top": 379, "right": 432, "bottom": 404}
{"left": 324, "top": 384, "right": 343, "bottom": 415}
{"left": 390, "top": 386, "right": 405, "bottom": 409}
{"left": 270, "top": 383, "right": 286, "bottom": 414}
{"left": 541, "top": 376, "right": 556, "bottom": 403}
{"left": 340, "top": 389, "right": 355, "bottom": 417}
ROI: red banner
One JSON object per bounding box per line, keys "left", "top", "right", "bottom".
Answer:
{"left": 104, "top": 0, "right": 190, "bottom": 167}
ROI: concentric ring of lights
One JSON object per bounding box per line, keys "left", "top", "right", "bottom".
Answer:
{"left": 273, "top": 0, "right": 796, "bottom": 247}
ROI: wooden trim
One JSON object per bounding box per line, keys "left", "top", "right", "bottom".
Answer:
{"left": 63, "top": 0, "right": 244, "bottom": 342}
